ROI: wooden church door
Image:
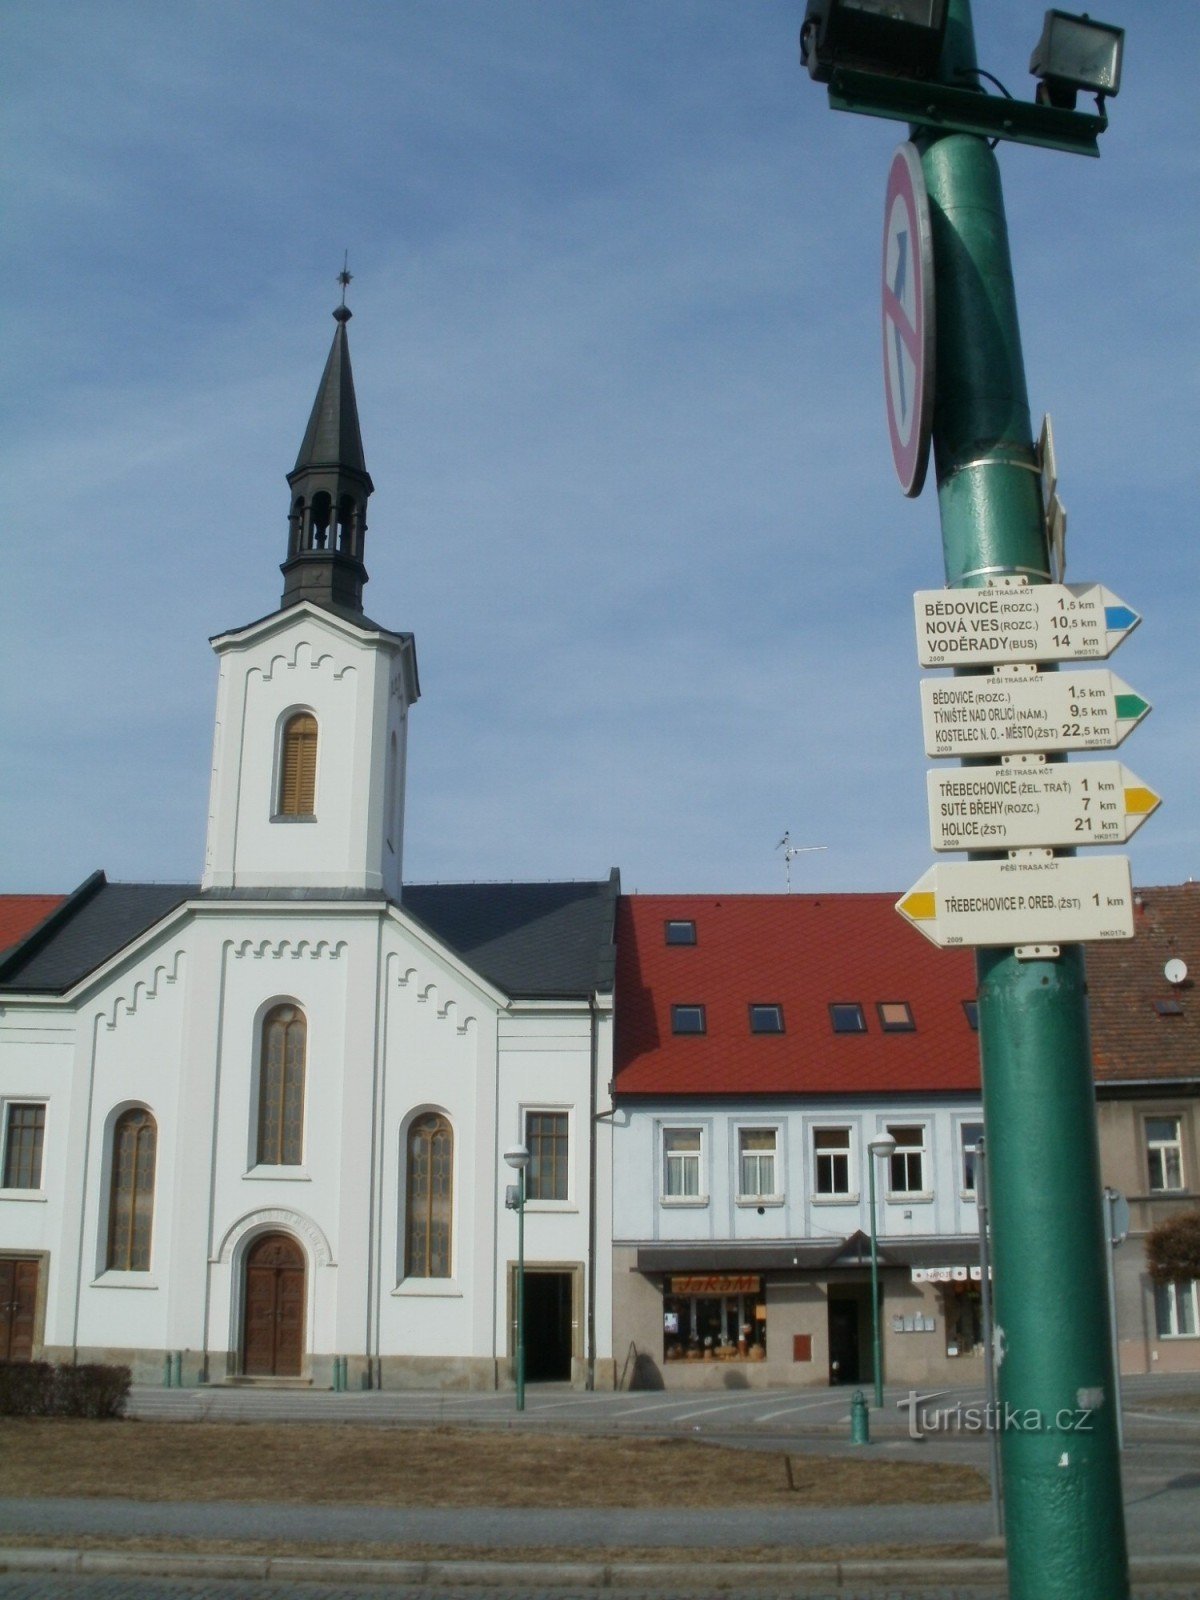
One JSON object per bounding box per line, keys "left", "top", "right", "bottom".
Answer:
{"left": 242, "top": 1233, "right": 305, "bottom": 1376}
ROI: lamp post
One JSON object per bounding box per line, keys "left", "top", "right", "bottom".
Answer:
{"left": 867, "top": 1133, "right": 896, "bottom": 1409}
{"left": 504, "top": 1143, "right": 530, "bottom": 1412}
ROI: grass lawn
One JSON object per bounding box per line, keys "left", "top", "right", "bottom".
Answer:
{"left": 0, "top": 1420, "right": 988, "bottom": 1509}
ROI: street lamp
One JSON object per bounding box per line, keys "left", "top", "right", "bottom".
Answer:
{"left": 867, "top": 1133, "right": 896, "bottom": 1409}
{"left": 504, "top": 1143, "right": 530, "bottom": 1412}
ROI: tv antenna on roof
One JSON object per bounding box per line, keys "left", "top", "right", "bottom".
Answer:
{"left": 776, "top": 831, "right": 827, "bottom": 893}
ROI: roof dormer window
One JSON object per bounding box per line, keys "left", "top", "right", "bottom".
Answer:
{"left": 665, "top": 920, "right": 697, "bottom": 946}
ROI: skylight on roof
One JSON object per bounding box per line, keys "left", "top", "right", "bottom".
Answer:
{"left": 1154, "top": 998, "right": 1184, "bottom": 1017}
{"left": 962, "top": 1001, "right": 979, "bottom": 1031}
{"left": 830, "top": 1003, "right": 866, "bottom": 1034}
{"left": 665, "top": 919, "right": 697, "bottom": 946}
{"left": 877, "top": 1001, "right": 915, "bottom": 1032}
{"left": 749, "top": 1004, "right": 784, "bottom": 1034}
{"left": 671, "top": 1004, "right": 706, "bottom": 1035}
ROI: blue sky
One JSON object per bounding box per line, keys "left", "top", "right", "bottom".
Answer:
{"left": 3, "top": 1, "right": 1196, "bottom": 896}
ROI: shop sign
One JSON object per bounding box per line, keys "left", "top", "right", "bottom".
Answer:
{"left": 912, "top": 1266, "right": 983, "bottom": 1282}
{"left": 670, "top": 1274, "right": 760, "bottom": 1295}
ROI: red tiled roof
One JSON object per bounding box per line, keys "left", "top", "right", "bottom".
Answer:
{"left": 0, "top": 895, "right": 65, "bottom": 958}
{"left": 615, "top": 894, "right": 980, "bottom": 1097}
{"left": 1087, "top": 884, "right": 1200, "bottom": 1084}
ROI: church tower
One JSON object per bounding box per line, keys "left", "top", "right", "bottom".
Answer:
{"left": 201, "top": 287, "right": 419, "bottom": 899}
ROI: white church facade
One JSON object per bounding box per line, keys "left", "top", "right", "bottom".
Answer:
{"left": 0, "top": 299, "right": 618, "bottom": 1389}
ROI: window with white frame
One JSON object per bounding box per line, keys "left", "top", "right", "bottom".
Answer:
{"left": 887, "top": 1123, "right": 927, "bottom": 1195}
{"left": 3, "top": 1104, "right": 46, "bottom": 1190}
{"left": 960, "top": 1122, "right": 984, "bottom": 1194}
{"left": 1146, "top": 1117, "right": 1185, "bottom": 1193}
{"left": 1154, "top": 1280, "right": 1198, "bottom": 1339}
{"left": 738, "top": 1128, "right": 778, "bottom": 1199}
{"left": 663, "top": 1128, "right": 702, "bottom": 1198}
{"left": 813, "top": 1127, "right": 851, "bottom": 1197}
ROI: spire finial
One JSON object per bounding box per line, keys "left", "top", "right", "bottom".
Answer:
{"left": 334, "top": 253, "right": 353, "bottom": 323}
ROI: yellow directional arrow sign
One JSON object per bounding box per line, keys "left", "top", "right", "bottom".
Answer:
{"left": 897, "top": 857, "right": 1135, "bottom": 948}
{"left": 927, "top": 762, "right": 1162, "bottom": 851}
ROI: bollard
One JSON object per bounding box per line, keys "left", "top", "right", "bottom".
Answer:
{"left": 850, "top": 1388, "right": 870, "bottom": 1446}
{"left": 172, "top": 1351, "right": 183, "bottom": 1388}
{"left": 163, "top": 1352, "right": 174, "bottom": 1388}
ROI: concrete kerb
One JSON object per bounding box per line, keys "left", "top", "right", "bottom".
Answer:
{"left": 3, "top": 1548, "right": 1200, "bottom": 1590}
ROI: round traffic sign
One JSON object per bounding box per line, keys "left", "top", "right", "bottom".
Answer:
{"left": 882, "top": 142, "right": 935, "bottom": 498}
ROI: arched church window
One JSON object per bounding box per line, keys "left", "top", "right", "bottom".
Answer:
{"left": 405, "top": 1113, "right": 453, "bottom": 1278}
{"left": 107, "top": 1108, "right": 157, "bottom": 1271}
{"left": 278, "top": 713, "right": 317, "bottom": 817}
{"left": 288, "top": 497, "right": 304, "bottom": 558}
{"left": 258, "top": 1005, "right": 307, "bottom": 1166}
{"left": 310, "top": 492, "right": 332, "bottom": 550}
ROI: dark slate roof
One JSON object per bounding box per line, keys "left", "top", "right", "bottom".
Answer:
{"left": 0, "top": 872, "right": 619, "bottom": 1003}
{"left": 0, "top": 875, "right": 195, "bottom": 995}
{"left": 293, "top": 314, "right": 369, "bottom": 479}
{"left": 210, "top": 609, "right": 413, "bottom": 645}
{"left": 402, "top": 876, "right": 619, "bottom": 1000}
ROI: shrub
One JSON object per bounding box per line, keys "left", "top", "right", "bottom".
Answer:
{"left": 0, "top": 1361, "right": 131, "bottom": 1419}
{"left": 1146, "top": 1208, "right": 1200, "bottom": 1286}
{"left": 53, "top": 1363, "right": 132, "bottom": 1419}
{"left": 0, "top": 1362, "right": 56, "bottom": 1416}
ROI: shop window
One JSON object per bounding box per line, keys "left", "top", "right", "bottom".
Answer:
{"left": 944, "top": 1282, "right": 984, "bottom": 1356}
{"left": 405, "top": 1113, "right": 453, "bottom": 1278}
{"left": 887, "top": 1123, "right": 926, "bottom": 1195}
{"left": 525, "top": 1111, "right": 568, "bottom": 1201}
{"left": 663, "top": 1128, "right": 702, "bottom": 1199}
{"left": 830, "top": 1003, "right": 866, "bottom": 1033}
{"left": 749, "top": 1004, "right": 784, "bottom": 1034}
{"left": 662, "top": 1274, "right": 766, "bottom": 1363}
{"left": 960, "top": 1122, "right": 984, "bottom": 1194}
{"left": 877, "top": 1001, "right": 914, "bottom": 1031}
{"left": 1146, "top": 1116, "right": 1185, "bottom": 1192}
{"left": 664, "top": 919, "right": 697, "bottom": 946}
{"left": 2, "top": 1104, "right": 45, "bottom": 1189}
{"left": 738, "top": 1128, "right": 778, "bottom": 1199}
{"left": 106, "top": 1108, "right": 156, "bottom": 1272}
{"left": 813, "top": 1126, "right": 851, "bottom": 1197}
{"left": 257, "top": 1004, "right": 306, "bottom": 1166}
{"left": 1154, "top": 1281, "right": 1198, "bottom": 1339}
{"left": 671, "top": 1004, "right": 706, "bottom": 1035}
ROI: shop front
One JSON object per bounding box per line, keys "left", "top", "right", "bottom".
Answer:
{"left": 662, "top": 1273, "right": 767, "bottom": 1366}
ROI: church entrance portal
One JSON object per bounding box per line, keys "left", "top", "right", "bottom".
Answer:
{"left": 242, "top": 1233, "right": 305, "bottom": 1376}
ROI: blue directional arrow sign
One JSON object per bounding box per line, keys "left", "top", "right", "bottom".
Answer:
{"left": 913, "top": 582, "right": 1141, "bottom": 667}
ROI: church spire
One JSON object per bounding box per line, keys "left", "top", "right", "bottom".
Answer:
{"left": 281, "top": 268, "right": 375, "bottom": 613}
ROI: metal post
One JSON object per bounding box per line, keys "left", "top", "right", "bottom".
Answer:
{"left": 921, "top": 8, "right": 1129, "bottom": 1594}
{"left": 515, "top": 1166, "right": 526, "bottom": 1413}
{"left": 1103, "top": 1189, "right": 1125, "bottom": 1451}
{"left": 869, "top": 1153, "right": 884, "bottom": 1409}
{"left": 975, "top": 1138, "right": 1003, "bottom": 1535}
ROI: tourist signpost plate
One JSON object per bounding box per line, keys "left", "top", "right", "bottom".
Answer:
{"left": 896, "top": 856, "right": 1135, "bottom": 948}
{"left": 927, "top": 762, "right": 1160, "bottom": 851}
{"left": 914, "top": 583, "right": 1139, "bottom": 666}
{"left": 883, "top": 143, "right": 934, "bottom": 497}
{"left": 921, "top": 670, "right": 1150, "bottom": 758}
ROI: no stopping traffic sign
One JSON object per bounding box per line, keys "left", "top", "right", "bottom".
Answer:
{"left": 882, "top": 143, "right": 935, "bottom": 497}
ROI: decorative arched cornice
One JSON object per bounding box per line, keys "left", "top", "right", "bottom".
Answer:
{"left": 228, "top": 937, "right": 347, "bottom": 962}
{"left": 214, "top": 1207, "right": 334, "bottom": 1267}
{"left": 99, "top": 950, "right": 185, "bottom": 1032}
{"left": 248, "top": 638, "right": 356, "bottom": 683}
{"left": 387, "top": 954, "right": 477, "bottom": 1036}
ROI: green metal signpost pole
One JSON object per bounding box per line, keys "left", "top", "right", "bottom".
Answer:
{"left": 920, "top": 6, "right": 1128, "bottom": 1595}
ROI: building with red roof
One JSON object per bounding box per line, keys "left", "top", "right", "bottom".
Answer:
{"left": 0, "top": 897, "right": 65, "bottom": 959}
{"left": 612, "top": 893, "right": 989, "bottom": 1390}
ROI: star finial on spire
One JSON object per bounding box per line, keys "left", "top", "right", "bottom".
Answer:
{"left": 335, "top": 253, "right": 353, "bottom": 323}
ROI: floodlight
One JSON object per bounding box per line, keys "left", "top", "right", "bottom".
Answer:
{"left": 1030, "top": 11, "right": 1123, "bottom": 110}
{"left": 801, "top": 0, "right": 949, "bottom": 85}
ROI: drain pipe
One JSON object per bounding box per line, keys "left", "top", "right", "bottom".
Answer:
{"left": 586, "top": 992, "right": 599, "bottom": 1392}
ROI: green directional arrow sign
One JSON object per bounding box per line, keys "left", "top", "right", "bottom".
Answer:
{"left": 920, "top": 669, "right": 1151, "bottom": 759}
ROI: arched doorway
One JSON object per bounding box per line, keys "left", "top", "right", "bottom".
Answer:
{"left": 242, "top": 1232, "right": 305, "bottom": 1376}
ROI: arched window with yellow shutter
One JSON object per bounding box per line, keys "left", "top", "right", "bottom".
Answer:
{"left": 278, "top": 712, "right": 318, "bottom": 817}
{"left": 405, "top": 1113, "right": 453, "bottom": 1278}
{"left": 107, "top": 1108, "right": 157, "bottom": 1271}
{"left": 257, "top": 1005, "right": 307, "bottom": 1166}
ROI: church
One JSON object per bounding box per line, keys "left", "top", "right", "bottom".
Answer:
{"left": 0, "top": 298, "right": 619, "bottom": 1390}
